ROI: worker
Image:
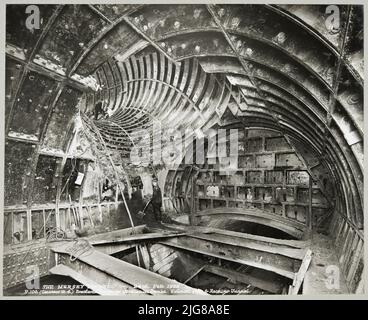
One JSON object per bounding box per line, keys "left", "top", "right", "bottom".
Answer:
{"left": 101, "top": 179, "right": 114, "bottom": 201}
{"left": 151, "top": 176, "right": 162, "bottom": 222}
{"left": 94, "top": 101, "right": 106, "bottom": 120}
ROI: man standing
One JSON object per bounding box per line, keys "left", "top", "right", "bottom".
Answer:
{"left": 151, "top": 176, "right": 162, "bottom": 222}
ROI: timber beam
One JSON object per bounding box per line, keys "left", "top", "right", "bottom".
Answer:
{"left": 50, "top": 240, "right": 207, "bottom": 295}
{"left": 85, "top": 225, "right": 146, "bottom": 245}
{"left": 159, "top": 224, "right": 310, "bottom": 249}
{"left": 159, "top": 236, "right": 303, "bottom": 279}
{"left": 204, "top": 265, "right": 284, "bottom": 294}
{"left": 84, "top": 225, "right": 185, "bottom": 246}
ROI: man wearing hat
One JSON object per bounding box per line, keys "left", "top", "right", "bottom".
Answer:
{"left": 151, "top": 176, "right": 163, "bottom": 222}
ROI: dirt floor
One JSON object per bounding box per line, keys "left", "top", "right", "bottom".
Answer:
{"left": 303, "top": 232, "right": 349, "bottom": 294}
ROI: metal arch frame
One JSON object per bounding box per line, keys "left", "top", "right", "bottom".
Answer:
{"left": 206, "top": 4, "right": 363, "bottom": 226}
{"left": 163, "top": 115, "right": 352, "bottom": 236}
{"left": 5, "top": 5, "right": 65, "bottom": 135}
{"left": 198, "top": 59, "right": 363, "bottom": 217}
{"left": 266, "top": 4, "right": 363, "bottom": 87}
{"left": 4, "top": 3, "right": 364, "bottom": 232}
{"left": 193, "top": 207, "right": 306, "bottom": 239}
{"left": 235, "top": 116, "right": 362, "bottom": 227}
{"left": 20, "top": 4, "right": 360, "bottom": 138}
{"left": 67, "top": 4, "right": 145, "bottom": 76}
{"left": 61, "top": 3, "right": 360, "bottom": 147}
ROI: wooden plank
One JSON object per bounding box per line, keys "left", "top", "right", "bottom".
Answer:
{"left": 341, "top": 229, "right": 354, "bottom": 271}
{"left": 156, "top": 257, "right": 177, "bottom": 275}
{"left": 113, "top": 232, "right": 186, "bottom": 243}
{"left": 51, "top": 241, "right": 207, "bottom": 295}
{"left": 50, "top": 264, "right": 122, "bottom": 295}
{"left": 335, "top": 220, "right": 346, "bottom": 246}
{"left": 139, "top": 245, "right": 151, "bottom": 270}
{"left": 289, "top": 249, "right": 313, "bottom": 294}
{"left": 330, "top": 214, "right": 339, "bottom": 235}
{"left": 188, "top": 233, "right": 306, "bottom": 260}
{"left": 153, "top": 252, "right": 178, "bottom": 272}
{"left": 160, "top": 237, "right": 298, "bottom": 279}
{"left": 150, "top": 244, "right": 175, "bottom": 258}
{"left": 86, "top": 206, "right": 95, "bottom": 228}
{"left": 343, "top": 233, "right": 357, "bottom": 275}
{"left": 149, "top": 243, "right": 173, "bottom": 255}
{"left": 204, "top": 265, "right": 283, "bottom": 294}
{"left": 93, "top": 243, "right": 134, "bottom": 255}
{"left": 347, "top": 239, "right": 364, "bottom": 285}
{"left": 161, "top": 224, "right": 309, "bottom": 248}
{"left": 338, "top": 223, "right": 350, "bottom": 257}
{"left": 85, "top": 225, "right": 146, "bottom": 245}
{"left": 86, "top": 228, "right": 185, "bottom": 246}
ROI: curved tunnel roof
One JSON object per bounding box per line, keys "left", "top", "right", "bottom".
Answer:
{"left": 5, "top": 4, "right": 364, "bottom": 228}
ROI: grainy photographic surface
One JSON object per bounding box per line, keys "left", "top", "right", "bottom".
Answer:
{"left": 3, "top": 2, "right": 364, "bottom": 297}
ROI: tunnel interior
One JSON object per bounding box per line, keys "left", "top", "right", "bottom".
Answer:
{"left": 3, "top": 4, "right": 364, "bottom": 295}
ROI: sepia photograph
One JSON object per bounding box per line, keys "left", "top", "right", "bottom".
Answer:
{"left": 2, "top": 1, "right": 365, "bottom": 297}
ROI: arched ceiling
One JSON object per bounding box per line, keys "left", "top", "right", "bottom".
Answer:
{"left": 5, "top": 4, "right": 364, "bottom": 228}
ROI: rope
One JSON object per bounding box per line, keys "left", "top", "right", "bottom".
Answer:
{"left": 45, "top": 227, "right": 67, "bottom": 242}
{"left": 45, "top": 227, "right": 94, "bottom": 262}
{"left": 65, "top": 238, "right": 94, "bottom": 262}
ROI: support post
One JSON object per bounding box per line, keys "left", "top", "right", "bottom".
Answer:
{"left": 26, "top": 208, "right": 32, "bottom": 241}
{"left": 189, "top": 175, "right": 197, "bottom": 226}
{"left": 306, "top": 175, "right": 313, "bottom": 239}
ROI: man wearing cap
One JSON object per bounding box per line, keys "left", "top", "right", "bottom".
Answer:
{"left": 151, "top": 176, "right": 163, "bottom": 222}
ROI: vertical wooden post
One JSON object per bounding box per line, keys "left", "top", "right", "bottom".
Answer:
{"left": 27, "top": 208, "right": 32, "bottom": 241}
{"left": 10, "top": 211, "right": 16, "bottom": 243}
{"left": 78, "top": 201, "right": 83, "bottom": 228}
{"left": 55, "top": 202, "right": 60, "bottom": 229}
{"left": 190, "top": 175, "right": 197, "bottom": 225}
{"left": 307, "top": 175, "right": 313, "bottom": 238}
{"left": 42, "top": 209, "right": 46, "bottom": 237}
